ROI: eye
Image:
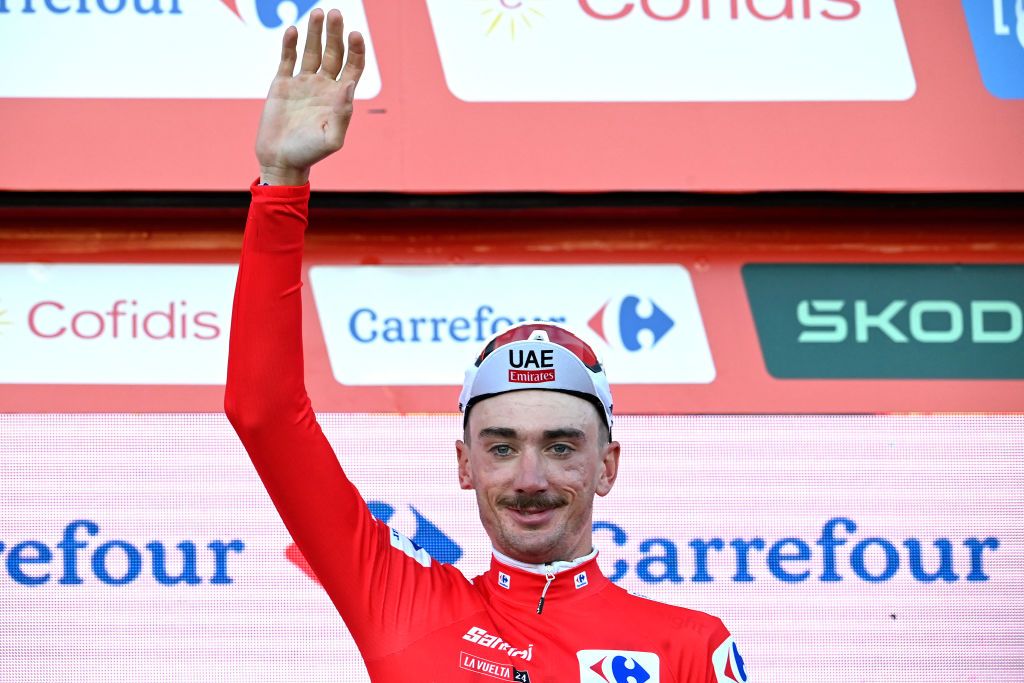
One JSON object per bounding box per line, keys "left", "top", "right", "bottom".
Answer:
{"left": 549, "top": 443, "right": 575, "bottom": 457}
{"left": 489, "top": 444, "right": 514, "bottom": 458}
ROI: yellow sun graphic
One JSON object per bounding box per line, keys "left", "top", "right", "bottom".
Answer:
{"left": 0, "top": 300, "right": 11, "bottom": 336}
{"left": 478, "top": 0, "right": 545, "bottom": 40}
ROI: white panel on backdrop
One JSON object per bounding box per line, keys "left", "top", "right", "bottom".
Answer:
{"left": 0, "top": 414, "right": 1021, "bottom": 681}
{"left": 425, "top": 0, "right": 916, "bottom": 102}
{"left": 0, "top": 264, "right": 236, "bottom": 383}
{"left": 0, "top": 0, "right": 381, "bottom": 98}
{"left": 309, "top": 264, "right": 716, "bottom": 386}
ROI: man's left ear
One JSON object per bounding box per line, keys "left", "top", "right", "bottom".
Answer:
{"left": 595, "top": 440, "right": 620, "bottom": 497}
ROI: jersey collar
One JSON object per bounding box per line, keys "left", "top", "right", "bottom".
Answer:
{"left": 482, "top": 548, "right": 608, "bottom": 613}
{"left": 491, "top": 547, "right": 598, "bottom": 575}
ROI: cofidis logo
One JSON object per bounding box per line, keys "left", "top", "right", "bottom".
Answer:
{"left": 475, "top": 0, "right": 547, "bottom": 39}
{"left": 308, "top": 265, "right": 716, "bottom": 386}
{"left": 425, "top": 0, "right": 915, "bottom": 101}
{"left": 0, "top": 264, "right": 235, "bottom": 384}
{"left": 0, "top": 0, "right": 380, "bottom": 98}
{"left": 962, "top": 0, "right": 1024, "bottom": 98}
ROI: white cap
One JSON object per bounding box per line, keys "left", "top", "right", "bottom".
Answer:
{"left": 459, "top": 323, "right": 613, "bottom": 434}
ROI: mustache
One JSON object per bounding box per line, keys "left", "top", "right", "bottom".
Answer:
{"left": 498, "top": 492, "right": 568, "bottom": 512}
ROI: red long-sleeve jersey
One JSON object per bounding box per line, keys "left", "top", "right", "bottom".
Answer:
{"left": 225, "top": 182, "right": 746, "bottom": 683}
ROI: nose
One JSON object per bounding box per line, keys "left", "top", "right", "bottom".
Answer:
{"left": 512, "top": 448, "right": 548, "bottom": 494}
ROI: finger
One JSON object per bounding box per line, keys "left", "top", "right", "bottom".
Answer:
{"left": 299, "top": 8, "right": 324, "bottom": 74}
{"left": 320, "top": 9, "right": 344, "bottom": 79}
{"left": 339, "top": 31, "right": 366, "bottom": 87}
{"left": 277, "top": 26, "right": 298, "bottom": 78}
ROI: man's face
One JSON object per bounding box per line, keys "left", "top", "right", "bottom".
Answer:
{"left": 456, "top": 390, "right": 620, "bottom": 565}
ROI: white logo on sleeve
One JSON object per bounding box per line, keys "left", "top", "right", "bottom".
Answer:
{"left": 711, "top": 637, "right": 748, "bottom": 682}
{"left": 388, "top": 527, "right": 432, "bottom": 568}
{"left": 577, "top": 650, "right": 659, "bottom": 682}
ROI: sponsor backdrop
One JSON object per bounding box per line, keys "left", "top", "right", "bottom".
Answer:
{"left": 309, "top": 265, "right": 716, "bottom": 386}
{"left": 2, "top": 227, "right": 1021, "bottom": 679}
{"left": 743, "top": 264, "right": 1024, "bottom": 379}
{"left": 2, "top": 413, "right": 1021, "bottom": 681}
{"left": 0, "top": 264, "right": 235, "bottom": 384}
{"left": 2, "top": 255, "right": 1021, "bottom": 413}
{"left": 1, "top": 1, "right": 1022, "bottom": 190}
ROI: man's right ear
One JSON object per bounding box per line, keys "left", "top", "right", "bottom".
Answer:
{"left": 456, "top": 440, "right": 474, "bottom": 490}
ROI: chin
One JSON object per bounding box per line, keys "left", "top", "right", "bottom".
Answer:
{"left": 501, "top": 532, "right": 563, "bottom": 562}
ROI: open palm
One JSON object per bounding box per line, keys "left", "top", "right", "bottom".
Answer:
{"left": 255, "top": 9, "right": 365, "bottom": 185}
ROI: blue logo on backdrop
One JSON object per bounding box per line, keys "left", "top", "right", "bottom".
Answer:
{"left": 618, "top": 295, "right": 674, "bottom": 351}
{"left": 0, "top": 0, "right": 317, "bottom": 25}
{"left": 1, "top": 520, "right": 244, "bottom": 587}
{"left": 588, "top": 296, "right": 675, "bottom": 351}
{"left": 961, "top": 0, "right": 1024, "bottom": 98}
{"left": 219, "top": 0, "right": 317, "bottom": 28}
{"left": 367, "top": 501, "right": 463, "bottom": 565}
{"left": 594, "top": 517, "right": 1001, "bottom": 586}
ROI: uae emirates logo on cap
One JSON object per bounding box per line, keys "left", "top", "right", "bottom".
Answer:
{"left": 507, "top": 348, "right": 556, "bottom": 383}
{"left": 508, "top": 369, "right": 556, "bottom": 383}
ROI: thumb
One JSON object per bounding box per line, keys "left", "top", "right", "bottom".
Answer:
{"left": 324, "top": 82, "right": 357, "bottom": 150}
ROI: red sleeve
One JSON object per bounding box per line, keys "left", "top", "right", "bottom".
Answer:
{"left": 705, "top": 620, "right": 744, "bottom": 683}
{"left": 224, "top": 181, "right": 469, "bottom": 661}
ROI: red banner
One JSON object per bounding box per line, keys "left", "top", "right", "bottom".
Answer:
{"left": 1, "top": 1, "right": 1022, "bottom": 192}
{"left": 2, "top": 209, "right": 1021, "bottom": 413}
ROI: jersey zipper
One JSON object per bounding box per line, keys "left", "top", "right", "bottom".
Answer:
{"left": 536, "top": 572, "right": 556, "bottom": 614}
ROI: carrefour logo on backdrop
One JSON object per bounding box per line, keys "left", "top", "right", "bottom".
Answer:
{"left": 589, "top": 295, "right": 675, "bottom": 352}
{"left": 308, "top": 265, "right": 716, "bottom": 386}
{"left": 0, "top": 520, "right": 244, "bottom": 587}
{"left": 218, "top": 0, "right": 312, "bottom": 29}
{"left": 425, "top": 0, "right": 915, "bottom": 101}
{"left": 0, "top": 0, "right": 381, "bottom": 98}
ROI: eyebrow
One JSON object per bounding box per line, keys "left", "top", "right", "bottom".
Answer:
{"left": 478, "top": 427, "right": 519, "bottom": 440}
{"left": 542, "top": 428, "right": 587, "bottom": 441}
{"left": 476, "top": 427, "right": 587, "bottom": 442}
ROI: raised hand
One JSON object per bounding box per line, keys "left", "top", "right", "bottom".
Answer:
{"left": 255, "top": 8, "right": 365, "bottom": 186}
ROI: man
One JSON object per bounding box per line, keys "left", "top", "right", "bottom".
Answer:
{"left": 225, "top": 9, "right": 744, "bottom": 681}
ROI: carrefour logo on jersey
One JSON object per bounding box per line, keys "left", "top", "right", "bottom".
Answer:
{"left": 578, "top": 650, "right": 659, "bottom": 683}
{"left": 0, "top": 0, "right": 381, "bottom": 98}
{"left": 308, "top": 265, "right": 715, "bottom": 386}
{"left": 424, "top": 0, "right": 915, "bottom": 101}
{"left": 0, "top": 263, "right": 235, "bottom": 385}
